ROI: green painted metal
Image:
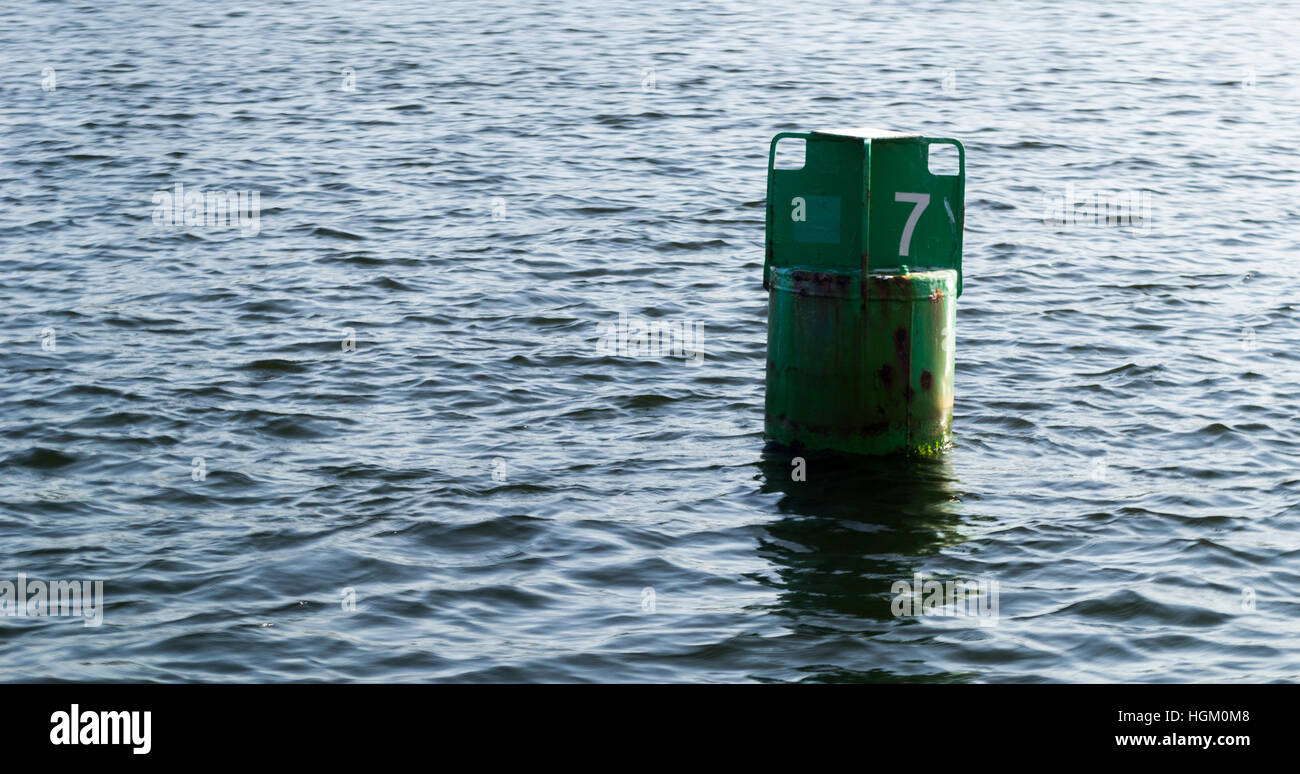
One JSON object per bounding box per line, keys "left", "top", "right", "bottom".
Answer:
{"left": 763, "top": 129, "right": 965, "bottom": 455}
{"left": 765, "top": 267, "right": 956, "bottom": 455}
{"left": 764, "top": 129, "right": 965, "bottom": 294}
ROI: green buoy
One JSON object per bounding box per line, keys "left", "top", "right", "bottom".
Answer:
{"left": 763, "top": 129, "right": 966, "bottom": 455}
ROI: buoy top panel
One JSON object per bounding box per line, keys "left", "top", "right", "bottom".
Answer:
{"left": 765, "top": 131, "right": 966, "bottom": 297}
{"left": 811, "top": 127, "right": 921, "bottom": 139}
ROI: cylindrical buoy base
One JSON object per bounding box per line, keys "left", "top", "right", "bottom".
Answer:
{"left": 764, "top": 266, "right": 956, "bottom": 455}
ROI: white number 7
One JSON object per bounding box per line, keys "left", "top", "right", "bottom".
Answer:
{"left": 894, "top": 192, "right": 930, "bottom": 258}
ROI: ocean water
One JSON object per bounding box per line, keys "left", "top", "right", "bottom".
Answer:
{"left": 2, "top": 0, "right": 1299, "bottom": 682}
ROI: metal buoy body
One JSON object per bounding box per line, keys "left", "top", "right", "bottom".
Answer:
{"left": 765, "top": 266, "right": 955, "bottom": 455}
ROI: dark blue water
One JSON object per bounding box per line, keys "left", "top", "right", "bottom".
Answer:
{"left": 2, "top": 0, "right": 1299, "bottom": 682}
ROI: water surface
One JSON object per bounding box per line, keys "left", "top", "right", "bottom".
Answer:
{"left": 2, "top": 0, "right": 1299, "bottom": 682}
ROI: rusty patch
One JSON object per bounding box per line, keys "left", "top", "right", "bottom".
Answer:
{"left": 785, "top": 268, "right": 855, "bottom": 299}
{"left": 921, "top": 370, "right": 933, "bottom": 390}
{"left": 877, "top": 363, "right": 892, "bottom": 387}
{"left": 894, "top": 326, "right": 912, "bottom": 402}
{"left": 867, "top": 272, "right": 913, "bottom": 301}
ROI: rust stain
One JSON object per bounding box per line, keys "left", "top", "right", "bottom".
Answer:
{"left": 894, "top": 326, "right": 912, "bottom": 402}
{"left": 788, "top": 269, "right": 855, "bottom": 299}
{"left": 868, "top": 272, "right": 913, "bottom": 300}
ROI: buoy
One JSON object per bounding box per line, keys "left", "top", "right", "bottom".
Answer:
{"left": 763, "top": 129, "right": 966, "bottom": 455}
